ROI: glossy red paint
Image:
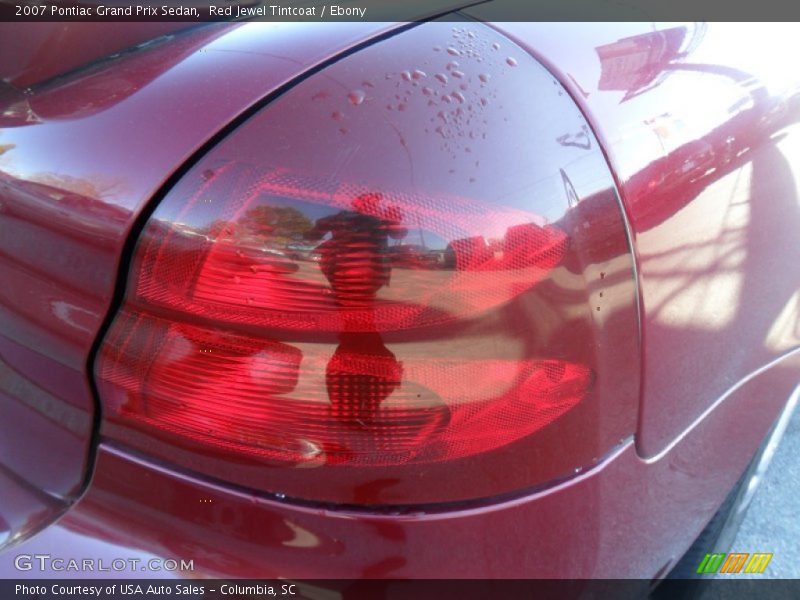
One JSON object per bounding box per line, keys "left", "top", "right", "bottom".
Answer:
{"left": 485, "top": 21, "right": 800, "bottom": 456}
{"left": 0, "top": 19, "right": 798, "bottom": 579}
{"left": 2, "top": 359, "right": 797, "bottom": 580}
{"left": 0, "top": 23, "right": 194, "bottom": 88}
{"left": 0, "top": 20, "right": 402, "bottom": 544}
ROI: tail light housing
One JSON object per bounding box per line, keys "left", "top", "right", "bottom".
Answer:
{"left": 96, "top": 22, "right": 640, "bottom": 506}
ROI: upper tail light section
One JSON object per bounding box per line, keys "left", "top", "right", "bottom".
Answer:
{"left": 95, "top": 22, "right": 640, "bottom": 506}
{"left": 138, "top": 169, "right": 569, "bottom": 332}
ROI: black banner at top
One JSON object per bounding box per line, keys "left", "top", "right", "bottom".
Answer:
{"left": 3, "top": 0, "right": 800, "bottom": 22}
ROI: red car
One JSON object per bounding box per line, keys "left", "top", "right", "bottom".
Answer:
{"left": 1, "top": 16, "right": 799, "bottom": 591}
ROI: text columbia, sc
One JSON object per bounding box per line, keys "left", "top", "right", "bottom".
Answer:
{"left": 210, "top": 5, "right": 367, "bottom": 18}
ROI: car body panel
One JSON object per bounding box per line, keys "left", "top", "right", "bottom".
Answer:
{"left": 0, "top": 20, "right": 402, "bottom": 546}
{"left": 0, "top": 23, "right": 196, "bottom": 88}
{"left": 1, "top": 356, "right": 797, "bottom": 579}
{"left": 485, "top": 20, "right": 800, "bottom": 456}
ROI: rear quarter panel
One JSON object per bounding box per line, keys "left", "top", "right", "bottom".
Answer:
{"left": 0, "top": 20, "right": 399, "bottom": 546}
{"left": 488, "top": 21, "right": 800, "bottom": 455}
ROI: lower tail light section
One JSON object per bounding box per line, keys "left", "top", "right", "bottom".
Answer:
{"left": 95, "top": 22, "right": 640, "bottom": 505}
{"left": 103, "top": 311, "right": 591, "bottom": 467}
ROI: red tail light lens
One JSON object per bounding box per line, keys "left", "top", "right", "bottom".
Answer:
{"left": 96, "top": 22, "right": 640, "bottom": 505}
{"left": 105, "top": 310, "right": 591, "bottom": 467}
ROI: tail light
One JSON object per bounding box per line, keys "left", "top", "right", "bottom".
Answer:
{"left": 96, "top": 22, "right": 640, "bottom": 506}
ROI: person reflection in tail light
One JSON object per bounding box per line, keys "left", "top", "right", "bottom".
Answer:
{"left": 306, "top": 194, "right": 407, "bottom": 459}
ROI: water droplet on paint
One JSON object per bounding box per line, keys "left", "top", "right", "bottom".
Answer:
{"left": 506, "top": 57, "right": 518, "bottom": 67}
{"left": 347, "top": 89, "right": 366, "bottom": 105}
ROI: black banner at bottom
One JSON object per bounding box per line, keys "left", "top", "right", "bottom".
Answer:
{"left": 3, "top": 579, "right": 800, "bottom": 600}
